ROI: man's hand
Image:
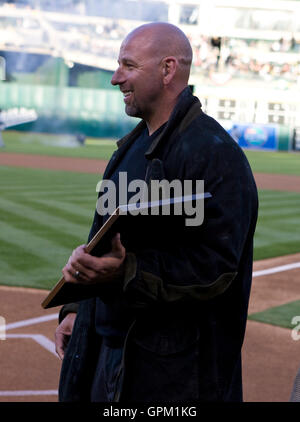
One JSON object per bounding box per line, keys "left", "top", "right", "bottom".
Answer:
{"left": 55, "top": 312, "right": 76, "bottom": 360}
{"left": 62, "top": 233, "right": 126, "bottom": 284}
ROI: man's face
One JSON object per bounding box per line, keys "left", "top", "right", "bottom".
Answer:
{"left": 111, "top": 34, "right": 164, "bottom": 120}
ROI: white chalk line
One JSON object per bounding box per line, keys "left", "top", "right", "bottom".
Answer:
{"left": 4, "top": 314, "right": 59, "bottom": 359}
{"left": 0, "top": 390, "right": 58, "bottom": 397}
{"left": 253, "top": 262, "right": 300, "bottom": 277}
{"left": 6, "top": 313, "right": 59, "bottom": 331}
{"left": 2, "top": 333, "right": 59, "bottom": 398}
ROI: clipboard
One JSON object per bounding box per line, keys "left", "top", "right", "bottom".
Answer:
{"left": 41, "top": 192, "right": 211, "bottom": 309}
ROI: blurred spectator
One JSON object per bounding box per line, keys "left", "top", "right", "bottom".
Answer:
{"left": 0, "top": 3, "right": 300, "bottom": 86}
{"left": 190, "top": 34, "right": 300, "bottom": 84}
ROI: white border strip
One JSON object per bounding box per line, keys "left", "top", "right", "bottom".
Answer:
{"left": 253, "top": 262, "right": 300, "bottom": 277}
{"left": 6, "top": 313, "right": 58, "bottom": 331}
{"left": 0, "top": 390, "right": 58, "bottom": 396}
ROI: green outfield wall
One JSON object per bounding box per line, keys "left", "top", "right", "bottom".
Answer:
{"left": 0, "top": 82, "right": 136, "bottom": 137}
{"left": 0, "top": 81, "right": 296, "bottom": 146}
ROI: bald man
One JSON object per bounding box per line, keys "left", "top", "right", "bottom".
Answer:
{"left": 56, "top": 23, "right": 258, "bottom": 402}
{"left": 110, "top": 22, "right": 193, "bottom": 134}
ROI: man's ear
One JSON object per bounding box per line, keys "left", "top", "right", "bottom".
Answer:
{"left": 162, "top": 57, "right": 177, "bottom": 85}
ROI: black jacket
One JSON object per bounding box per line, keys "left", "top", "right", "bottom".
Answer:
{"left": 59, "top": 87, "right": 258, "bottom": 402}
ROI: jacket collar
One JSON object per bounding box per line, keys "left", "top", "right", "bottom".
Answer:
{"left": 105, "top": 87, "right": 201, "bottom": 179}
{"left": 145, "top": 87, "right": 201, "bottom": 159}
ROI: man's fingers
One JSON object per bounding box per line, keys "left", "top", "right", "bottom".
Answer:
{"left": 71, "top": 245, "right": 87, "bottom": 262}
{"left": 62, "top": 237, "right": 126, "bottom": 284}
{"left": 62, "top": 264, "right": 95, "bottom": 284}
{"left": 55, "top": 313, "right": 76, "bottom": 359}
{"left": 73, "top": 244, "right": 87, "bottom": 256}
{"left": 67, "top": 238, "right": 125, "bottom": 271}
{"left": 111, "top": 233, "right": 125, "bottom": 255}
{"left": 56, "top": 345, "right": 64, "bottom": 360}
{"left": 68, "top": 261, "right": 95, "bottom": 280}
{"left": 55, "top": 330, "right": 66, "bottom": 360}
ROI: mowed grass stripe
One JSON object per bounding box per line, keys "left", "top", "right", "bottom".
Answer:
{"left": 254, "top": 240, "right": 300, "bottom": 261}
{"left": 0, "top": 167, "right": 101, "bottom": 289}
{"left": 259, "top": 217, "right": 300, "bottom": 228}
{"left": 0, "top": 186, "right": 99, "bottom": 197}
{"left": 0, "top": 237, "right": 61, "bottom": 289}
{"left": 22, "top": 190, "right": 97, "bottom": 199}
{"left": 0, "top": 166, "right": 101, "bottom": 187}
{"left": 0, "top": 237, "right": 49, "bottom": 271}
{"left": 254, "top": 225, "right": 300, "bottom": 247}
{"left": 258, "top": 197, "right": 300, "bottom": 210}
{"left": 0, "top": 258, "right": 68, "bottom": 289}
{"left": 257, "top": 189, "right": 300, "bottom": 199}
{"left": 245, "top": 151, "right": 300, "bottom": 176}
{"left": 258, "top": 191, "right": 300, "bottom": 203}
{"left": 0, "top": 220, "right": 71, "bottom": 264}
{"left": 1, "top": 189, "right": 96, "bottom": 211}
{"left": 0, "top": 183, "right": 99, "bottom": 197}
{"left": 0, "top": 209, "right": 87, "bottom": 251}
{"left": 258, "top": 208, "right": 300, "bottom": 218}
{"left": 0, "top": 197, "right": 90, "bottom": 243}
{"left": 253, "top": 189, "right": 300, "bottom": 259}
{"left": 16, "top": 197, "right": 95, "bottom": 225}
{"left": 255, "top": 215, "right": 300, "bottom": 242}
{"left": 259, "top": 204, "right": 300, "bottom": 219}
{"left": 60, "top": 198, "right": 98, "bottom": 209}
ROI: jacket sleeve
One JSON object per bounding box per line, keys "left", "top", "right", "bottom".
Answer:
{"left": 58, "top": 303, "right": 80, "bottom": 323}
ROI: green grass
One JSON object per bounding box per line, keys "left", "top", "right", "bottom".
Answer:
{"left": 0, "top": 166, "right": 299, "bottom": 290}
{"left": 2, "top": 130, "right": 117, "bottom": 160}
{"left": 248, "top": 300, "right": 300, "bottom": 330}
{"left": 244, "top": 150, "right": 300, "bottom": 176}
{"left": 2, "top": 131, "right": 300, "bottom": 176}
{"left": 254, "top": 190, "right": 300, "bottom": 260}
{"left": 0, "top": 166, "right": 101, "bottom": 290}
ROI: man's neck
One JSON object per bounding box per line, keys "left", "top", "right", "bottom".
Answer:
{"left": 146, "top": 99, "right": 176, "bottom": 135}
{"left": 146, "top": 86, "right": 187, "bottom": 135}
{"left": 147, "top": 118, "right": 169, "bottom": 136}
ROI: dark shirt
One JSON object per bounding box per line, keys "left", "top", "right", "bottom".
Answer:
{"left": 95, "top": 123, "right": 166, "bottom": 341}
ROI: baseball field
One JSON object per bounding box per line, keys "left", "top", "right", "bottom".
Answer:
{"left": 0, "top": 130, "right": 300, "bottom": 402}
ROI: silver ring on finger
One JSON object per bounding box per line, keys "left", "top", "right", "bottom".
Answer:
{"left": 74, "top": 270, "right": 81, "bottom": 280}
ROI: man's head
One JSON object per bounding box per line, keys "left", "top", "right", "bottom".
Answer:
{"left": 111, "top": 22, "right": 193, "bottom": 132}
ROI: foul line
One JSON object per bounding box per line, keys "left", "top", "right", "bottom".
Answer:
{"left": 0, "top": 390, "right": 58, "bottom": 396}
{"left": 253, "top": 262, "right": 300, "bottom": 278}
{"left": 6, "top": 313, "right": 59, "bottom": 331}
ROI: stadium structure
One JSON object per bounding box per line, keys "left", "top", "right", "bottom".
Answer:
{"left": 0, "top": 0, "right": 300, "bottom": 150}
